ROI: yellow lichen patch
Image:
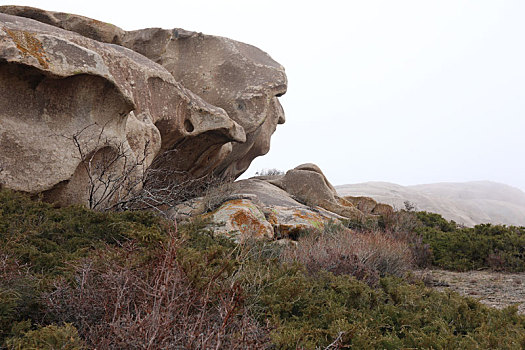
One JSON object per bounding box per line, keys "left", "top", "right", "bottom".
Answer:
{"left": 220, "top": 198, "right": 249, "bottom": 208}
{"left": 265, "top": 210, "right": 278, "bottom": 226}
{"left": 231, "top": 209, "right": 269, "bottom": 238}
{"left": 206, "top": 199, "right": 274, "bottom": 241}
{"left": 4, "top": 27, "right": 50, "bottom": 68}
{"left": 292, "top": 210, "right": 325, "bottom": 229}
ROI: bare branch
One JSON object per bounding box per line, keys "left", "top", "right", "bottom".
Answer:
{"left": 67, "top": 123, "right": 232, "bottom": 214}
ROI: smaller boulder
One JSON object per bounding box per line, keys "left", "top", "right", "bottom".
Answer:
{"left": 344, "top": 195, "right": 394, "bottom": 216}
{"left": 206, "top": 199, "right": 274, "bottom": 242}
{"left": 268, "top": 164, "right": 365, "bottom": 220}
{"left": 267, "top": 206, "right": 327, "bottom": 239}
{"left": 372, "top": 203, "right": 394, "bottom": 216}
{"left": 344, "top": 196, "right": 378, "bottom": 214}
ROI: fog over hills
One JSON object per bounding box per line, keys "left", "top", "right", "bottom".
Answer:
{"left": 336, "top": 181, "right": 525, "bottom": 227}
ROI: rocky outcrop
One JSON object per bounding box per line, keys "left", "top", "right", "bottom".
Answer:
{"left": 0, "top": 6, "right": 286, "bottom": 207}
{"left": 206, "top": 199, "right": 274, "bottom": 242}
{"left": 0, "top": 5, "right": 286, "bottom": 179}
{"left": 170, "top": 177, "right": 347, "bottom": 242}
{"left": 170, "top": 164, "right": 379, "bottom": 242}
{"left": 0, "top": 5, "right": 126, "bottom": 44}
{"left": 268, "top": 164, "right": 365, "bottom": 220}
{"left": 344, "top": 196, "right": 394, "bottom": 216}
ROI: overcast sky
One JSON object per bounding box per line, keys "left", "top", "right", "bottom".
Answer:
{"left": 4, "top": 0, "right": 525, "bottom": 190}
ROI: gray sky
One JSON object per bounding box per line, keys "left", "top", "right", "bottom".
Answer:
{"left": 4, "top": 0, "right": 525, "bottom": 190}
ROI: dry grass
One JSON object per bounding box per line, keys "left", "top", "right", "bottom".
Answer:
{"left": 280, "top": 224, "right": 414, "bottom": 286}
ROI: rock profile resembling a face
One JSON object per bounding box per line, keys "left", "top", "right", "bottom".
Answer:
{"left": 0, "top": 5, "right": 287, "bottom": 207}
{"left": 121, "top": 27, "right": 288, "bottom": 178}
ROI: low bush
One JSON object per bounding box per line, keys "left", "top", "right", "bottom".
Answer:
{"left": 416, "top": 212, "right": 525, "bottom": 272}
{"left": 5, "top": 323, "right": 84, "bottom": 350}
{"left": 280, "top": 223, "right": 413, "bottom": 286}
{"left": 354, "top": 207, "right": 525, "bottom": 272}
{"left": 45, "top": 228, "right": 268, "bottom": 349}
{"left": 347, "top": 210, "right": 433, "bottom": 268}
{"left": 416, "top": 211, "right": 457, "bottom": 232}
{"left": 0, "top": 189, "right": 165, "bottom": 346}
{"left": 256, "top": 268, "right": 525, "bottom": 349}
{"left": 0, "top": 254, "right": 41, "bottom": 343}
{"left": 0, "top": 189, "right": 164, "bottom": 276}
{"left": 1, "top": 189, "right": 525, "bottom": 349}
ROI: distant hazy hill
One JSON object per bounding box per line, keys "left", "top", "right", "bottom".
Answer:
{"left": 336, "top": 181, "right": 525, "bottom": 226}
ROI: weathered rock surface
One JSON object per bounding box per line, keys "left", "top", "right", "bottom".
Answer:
{"left": 0, "top": 5, "right": 126, "bottom": 44}
{"left": 169, "top": 178, "right": 346, "bottom": 242}
{"left": 268, "top": 164, "right": 365, "bottom": 220}
{"left": 1, "top": 13, "right": 145, "bottom": 205}
{"left": 0, "top": 6, "right": 286, "bottom": 207}
{"left": 0, "top": 5, "right": 286, "bottom": 178}
{"left": 205, "top": 199, "right": 274, "bottom": 242}
{"left": 120, "top": 27, "right": 287, "bottom": 179}
{"left": 170, "top": 164, "right": 380, "bottom": 242}
{"left": 344, "top": 196, "right": 394, "bottom": 216}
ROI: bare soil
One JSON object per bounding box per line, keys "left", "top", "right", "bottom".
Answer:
{"left": 417, "top": 269, "right": 525, "bottom": 315}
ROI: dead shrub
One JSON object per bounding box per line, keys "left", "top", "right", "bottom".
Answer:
{"left": 281, "top": 225, "right": 414, "bottom": 286}
{"left": 201, "top": 175, "right": 236, "bottom": 213}
{"left": 375, "top": 209, "right": 433, "bottom": 268}
{"left": 0, "top": 252, "right": 30, "bottom": 285}
{"left": 44, "top": 226, "right": 269, "bottom": 349}
{"left": 64, "top": 123, "right": 238, "bottom": 216}
{"left": 254, "top": 168, "right": 284, "bottom": 176}
{"left": 379, "top": 209, "right": 420, "bottom": 234}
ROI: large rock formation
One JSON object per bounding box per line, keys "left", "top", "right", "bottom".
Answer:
{"left": 0, "top": 6, "right": 286, "bottom": 207}
{"left": 120, "top": 27, "right": 287, "bottom": 179}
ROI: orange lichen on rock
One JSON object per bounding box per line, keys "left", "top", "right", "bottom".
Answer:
{"left": 272, "top": 207, "right": 327, "bottom": 239}
{"left": 292, "top": 209, "right": 325, "bottom": 226}
{"left": 4, "top": 27, "right": 50, "bottom": 68}
{"left": 208, "top": 199, "right": 274, "bottom": 242}
{"left": 264, "top": 209, "right": 278, "bottom": 226}
{"left": 231, "top": 210, "right": 270, "bottom": 238}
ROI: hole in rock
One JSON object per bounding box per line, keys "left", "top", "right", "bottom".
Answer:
{"left": 184, "top": 119, "right": 194, "bottom": 132}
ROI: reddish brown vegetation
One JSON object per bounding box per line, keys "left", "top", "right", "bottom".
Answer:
{"left": 281, "top": 224, "right": 415, "bottom": 286}
{"left": 44, "top": 226, "right": 269, "bottom": 349}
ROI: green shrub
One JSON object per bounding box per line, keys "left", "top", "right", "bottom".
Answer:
{"left": 416, "top": 211, "right": 457, "bottom": 232}
{"left": 416, "top": 212, "right": 525, "bottom": 271}
{"left": 44, "top": 227, "right": 269, "bottom": 349}
{"left": 0, "top": 189, "right": 164, "bottom": 275}
{"left": 256, "top": 267, "right": 525, "bottom": 349}
{"left": 5, "top": 323, "right": 84, "bottom": 350}
{"left": 0, "top": 254, "right": 42, "bottom": 343}
{"left": 0, "top": 189, "right": 166, "bottom": 346}
{"left": 350, "top": 209, "right": 434, "bottom": 268}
